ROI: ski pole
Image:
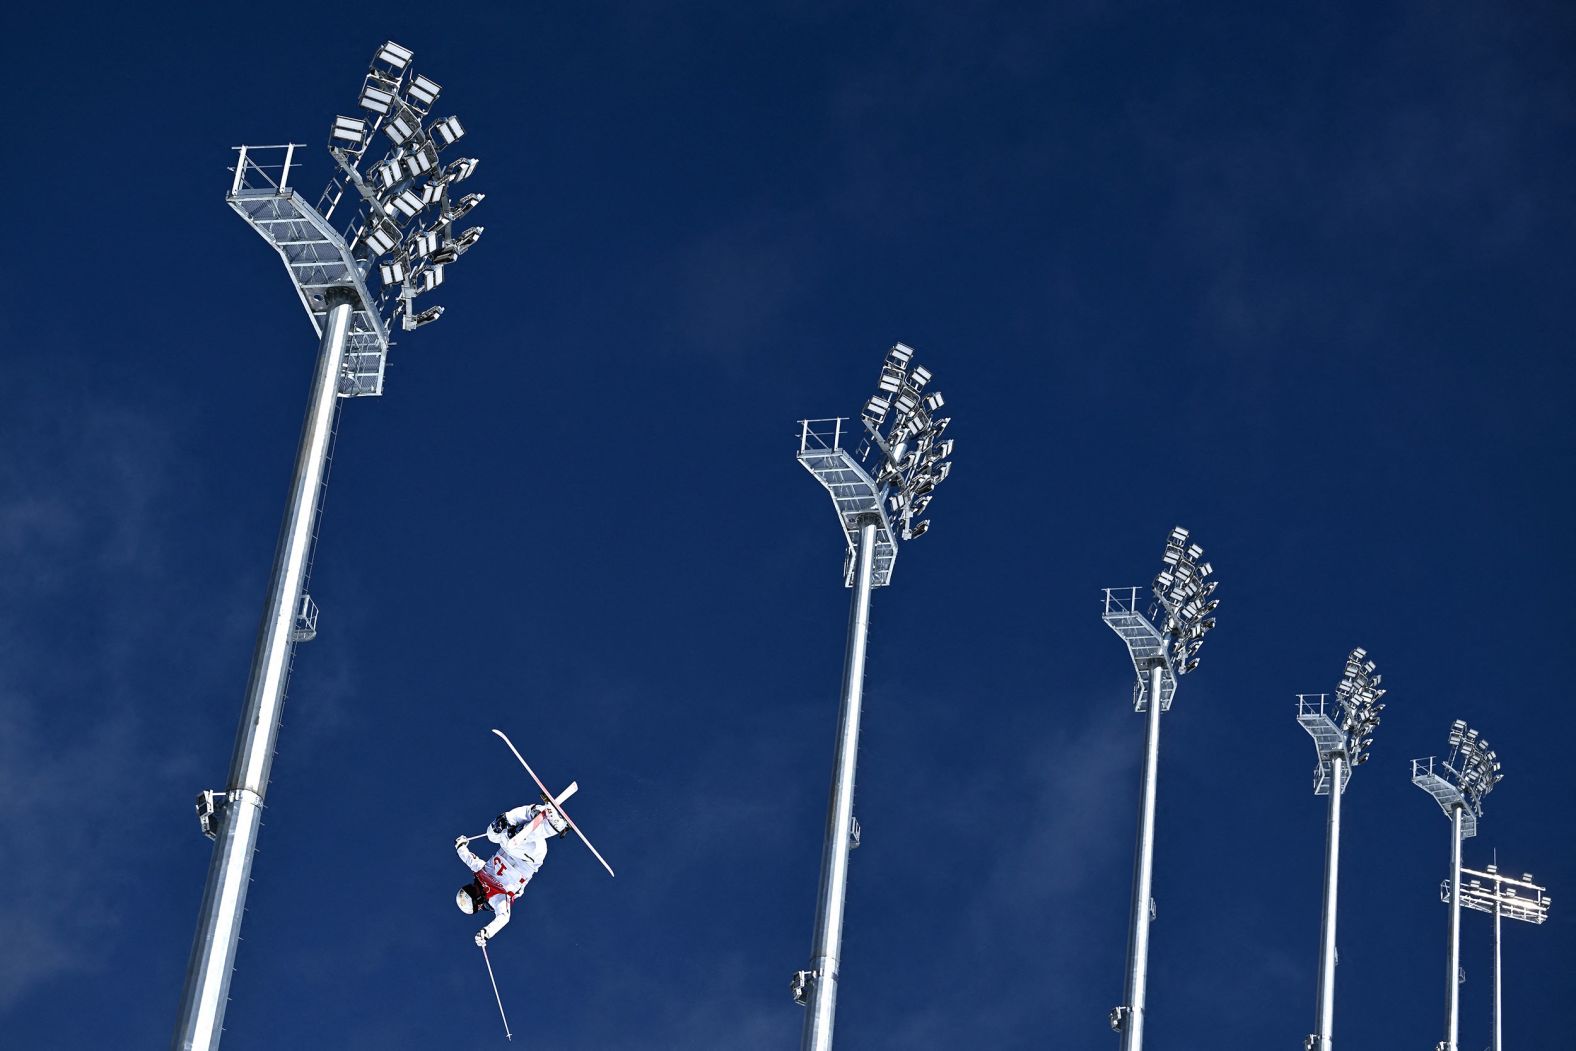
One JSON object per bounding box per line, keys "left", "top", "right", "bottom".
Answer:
{"left": 480, "top": 940, "right": 512, "bottom": 1041}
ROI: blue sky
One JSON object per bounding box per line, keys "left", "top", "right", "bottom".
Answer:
{"left": 2, "top": 3, "right": 1573, "bottom": 1048}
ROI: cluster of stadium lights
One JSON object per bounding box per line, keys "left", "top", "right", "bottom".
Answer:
{"left": 1152, "top": 526, "right": 1219, "bottom": 674}
{"left": 1443, "top": 719, "right": 1503, "bottom": 816}
{"left": 323, "top": 41, "right": 484, "bottom": 331}
{"left": 857, "top": 343, "right": 954, "bottom": 541}
{"left": 1333, "top": 647, "right": 1386, "bottom": 765}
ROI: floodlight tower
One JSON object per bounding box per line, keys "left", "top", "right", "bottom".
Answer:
{"left": 1448, "top": 862, "right": 1551, "bottom": 1051}
{"left": 1101, "top": 527, "right": 1220, "bottom": 1050}
{"left": 1413, "top": 720, "right": 1504, "bottom": 1051}
{"left": 789, "top": 344, "right": 956, "bottom": 1051}
{"left": 1295, "top": 648, "right": 1387, "bottom": 1051}
{"left": 175, "top": 41, "right": 487, "bottom": 1051}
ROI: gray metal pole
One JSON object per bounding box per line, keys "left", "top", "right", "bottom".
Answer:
{"left": 1444, "top": 804, "right": 1464, "bottom": 1051}
{"left": 801, "top": 519, "right": 878, "bottom": 1051}
{"left": 1312, "top": 754, "right": 1344, "bottom": 1051}
{"left": 173, "top": 290, "right": 355, "bottom": 1051}
{"left": 1119, "top": 660, "right": 1166, "bottom": 1051}
{"left": 1492, "top": 894, "right": 1502, "bottom": 1051}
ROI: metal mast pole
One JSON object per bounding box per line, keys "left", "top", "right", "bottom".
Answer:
{"left": 1120, "top": 660, "right": 1165, "bottom": 1051}
{"left": 1492, "top": 894, "right": 1502, "bottom": 1051}
{"left": 1445, "top": 803, "right": 1463, "bottom": 1051}
{"left": 802, "top": 519, "right": 877, "bottom": 1051}
{"left": 1313, "top": 753, "right": 1344, "bottom": 1051}
{"left": 175, "top": 292, "right": 353, "bottom": 1051}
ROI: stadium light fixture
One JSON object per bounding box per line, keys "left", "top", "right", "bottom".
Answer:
{"left": 1101, "top": 527, "right": 1219, "bottom": 1050}
{"left": 1446, "top": 861, "right": 1551, "bottom": 1051}
{"left": 1414, "top": 721, "right": 1503, "bottom": 1051}
{"left": 791, "top": 345, "right": 957, "bottom": 1051}
{"left": 1295, "top": 648, "right": 1388, "bottom": 1051}
{"left": 180, "top": 40, "right": 491, "bottom": 1051}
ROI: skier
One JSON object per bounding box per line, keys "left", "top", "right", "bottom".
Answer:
{"left": 455, "top": 796, "right": 569, "bottom": 946}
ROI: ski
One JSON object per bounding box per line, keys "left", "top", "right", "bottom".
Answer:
{"left": 491, "top": 728, "right": 616, "bottom": 878}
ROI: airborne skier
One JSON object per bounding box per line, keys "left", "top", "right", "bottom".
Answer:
{"left": 459, "top": 733, "right": 617, "bottom": 1041}
{"left": 454, "top": 797, "right": 569, "bottom": 946}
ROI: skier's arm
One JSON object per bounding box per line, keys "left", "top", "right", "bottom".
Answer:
{"left": 455, "top": 836, "right": 484, "bottom": 873}
{"left": 479, "top": 895, "right": 511, "bottom": 941}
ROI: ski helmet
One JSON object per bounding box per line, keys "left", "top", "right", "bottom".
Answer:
{"left": 456, "top": 886, "right": 477, "bottom": 914}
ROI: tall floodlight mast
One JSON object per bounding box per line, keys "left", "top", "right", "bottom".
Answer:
{"left": 1448, "top": 862, "right": 1551, "bottom": 1051}
{"left": 175, "top": 41, "right": 487, "bottom": 1051}
{"left": 1413, "top": 720, "right": 1504, "bottom": 1051}
{"left": 790, "top": 344, "right": 956, "bottom": 1051}
{"left": 1101, "top": 527, "right": 1220, "bottom": 1050}
{"left": 1296, "top": 648, "right": 1387, "bottom": 1051}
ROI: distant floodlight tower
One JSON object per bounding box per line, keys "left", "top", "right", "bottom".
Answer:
{"left": 1413, "top": 720, "right": 1504, "bottom": 1051}
{"left": 1101, "top": 526, "right": 1220, "bottom": 1050}
{"left": 790, "top": 344, "right": 956, "bottom": 1051}
{"left": 175, "top": 41, "right": 487, "bottom": 1051}
{"left": 1296, "top": 648, "right": 1387, "bottom": 1051}
{"left": 1449, "top": 862, "right": 1551, "bottom": 1051}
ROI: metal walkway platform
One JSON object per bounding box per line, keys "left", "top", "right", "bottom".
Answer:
{"left": 1296, "top": 694, "right": 1352, "bottom": 795}
{"left": 227, "top": 145, "right": 391, "bottom": 398}
{"left": 1412, "top": 757, "right": 1478, "bottom": 839}
{"left": 1101, "top": 587, "right": 1176, "bottom": 712}
{"left": 797, "top": 419, "right": 899, "bottom": 588}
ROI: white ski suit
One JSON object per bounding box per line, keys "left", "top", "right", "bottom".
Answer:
{"left": 457, "top": 803, "right": 563, "bottom": 941}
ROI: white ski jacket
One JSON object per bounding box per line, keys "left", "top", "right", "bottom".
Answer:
{"left": 455, "top": 804, "right": 565, "bottom": 941}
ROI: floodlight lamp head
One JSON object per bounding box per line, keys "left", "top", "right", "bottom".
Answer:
{"left": 445, "top": 157, "right": 480, "bottom": 183}
{"left": 373, "top": 40, "right": 414, "bottom": 74}
{"left": 330, "top": 115, "right": 369, "bottom": 150}
{"left": 359, "top": 76, "right": 399, "bottom": 115}
{"left": 404, "top": 304, "right": 444, "bottom": 330}
{"left": 430, "top": 116, "right": 465, "bottom": 149}
{"left": 406, "top": 73, "right": 442, "bottom": 109}
{"left": 383, "top": 104, "right": 423, "bottom": 146}
{"left": 447, "top": 192, "right": 485, "bottom": 222}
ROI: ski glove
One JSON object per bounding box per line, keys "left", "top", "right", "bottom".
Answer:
{"left": 474, "top": 930, "right": 489, "bottom": 947}
{"left": 455, "top": 835, "right": 469, "bottom": 849}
